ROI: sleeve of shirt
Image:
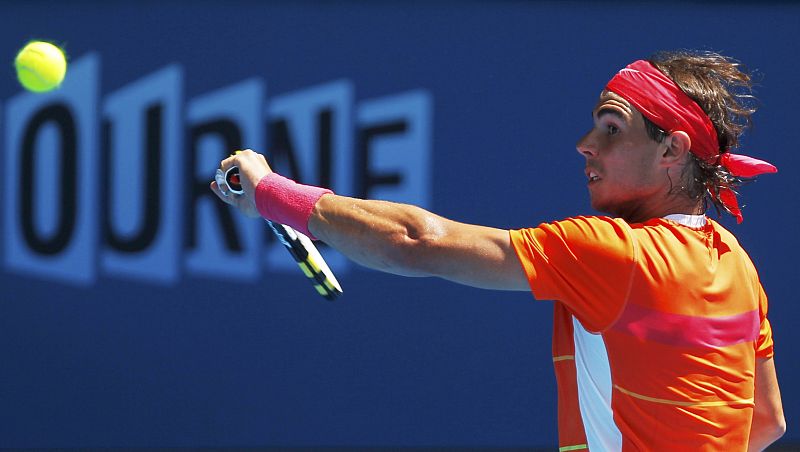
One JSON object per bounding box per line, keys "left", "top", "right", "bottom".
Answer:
{"left": 756, "top": 283, "right": 774, "bottom": 358}
{"left": 509, "top": 216, "right": 637, "bottom": 333}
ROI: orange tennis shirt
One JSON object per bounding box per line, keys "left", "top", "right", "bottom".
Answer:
{"left": 509, "top": 215, "right": 773, "bottom": 451}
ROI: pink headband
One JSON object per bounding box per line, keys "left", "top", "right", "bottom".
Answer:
{"left": 606, "top": 60, "right": 777, "bottom": 223}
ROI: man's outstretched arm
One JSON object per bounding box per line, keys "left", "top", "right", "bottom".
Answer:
{"left": 309, "top": 194, "right": 529, "bottom": 291}
{"left": 211, "top": 149, "right": 530, "bottom": 292}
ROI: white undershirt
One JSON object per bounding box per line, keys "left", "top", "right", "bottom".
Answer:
{"left": 663, "top": 213, "right": 707, "bottom": 228}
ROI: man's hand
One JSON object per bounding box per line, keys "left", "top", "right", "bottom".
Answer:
{"left": 209, "top": 149, "right": 273, "bottom": 218}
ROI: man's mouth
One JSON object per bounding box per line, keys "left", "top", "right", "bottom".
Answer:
{"left": 586, "top": 169, "right": 600, "bottom": 183}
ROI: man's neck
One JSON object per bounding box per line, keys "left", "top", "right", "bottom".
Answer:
{"left": 618, "top": 195, "right": 703, "bottom": 224}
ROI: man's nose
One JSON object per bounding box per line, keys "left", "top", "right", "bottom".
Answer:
{"left": 576, "top": 131, "right": 597, "bottom": 157}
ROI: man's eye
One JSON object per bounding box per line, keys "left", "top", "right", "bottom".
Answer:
{"left": 607, "top": 125, "right": 619, "bottom": 135}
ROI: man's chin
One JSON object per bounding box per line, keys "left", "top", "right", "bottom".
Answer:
{"left": 589, "top": 197, "right": 605, "bottom": 212}
{"left": 590, "top": 199, "right": 616, "bottom": 217}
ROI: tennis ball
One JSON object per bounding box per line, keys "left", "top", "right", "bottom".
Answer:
{"left": 14, "top": 41, "right": 67, "bottom": 93}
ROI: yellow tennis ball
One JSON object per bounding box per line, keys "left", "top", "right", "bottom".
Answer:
{"left": 15, "top": 41, "right": 67, "bottom": 93}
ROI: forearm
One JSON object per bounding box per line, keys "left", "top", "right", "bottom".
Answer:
{"left": 308, "top": 194, "right": 445, "bottom": 277}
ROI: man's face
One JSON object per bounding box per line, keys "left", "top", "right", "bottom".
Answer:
{"left": 576, "top": 90, "right": 666, "bottom": 221}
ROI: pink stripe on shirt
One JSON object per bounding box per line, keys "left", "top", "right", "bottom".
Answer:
{"left": 611, "top": 303, "right": 759, "bottom": 348}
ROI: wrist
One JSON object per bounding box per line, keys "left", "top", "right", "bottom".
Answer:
{"left": 254, "top": 173, "right": 333, "bottom": 240}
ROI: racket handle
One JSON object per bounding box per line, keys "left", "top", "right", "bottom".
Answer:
{"left": 267, "top": 220, "right": 342, "bottom": 301}
{"left": 224, "top": 167, "right": 244, "bottom": 195}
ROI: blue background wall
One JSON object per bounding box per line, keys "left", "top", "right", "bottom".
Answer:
{"left": 0, "top": 1, "right": 797, "bottom": 448}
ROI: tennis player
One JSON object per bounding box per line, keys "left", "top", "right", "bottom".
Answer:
{"left": 212, "top": 50, "right": 785, "bottom": 451}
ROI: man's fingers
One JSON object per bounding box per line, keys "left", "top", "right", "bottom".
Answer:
{"left": 210, "top": 180, "right": 233, "bottom": 203}
{"left": 219, "top": 154, "right": 239, "bottom": 174}
{"left": 211, "top": 150, "right": 265, "bottom": 219}
{"left": 218, "top": 150, "right": 255, "bottom": 188}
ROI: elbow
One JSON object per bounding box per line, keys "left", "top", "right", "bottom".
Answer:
{"left": 754, "top": 411, "right": 787, "bottom": 446}
{"left": 765, "top": 417, "right": 787, "bottom": 447}
{"left": 383, "top": 217, "right": 448, "bottom": 277}
{"left": 769, "top": 408, "right": 787, "bottom": 440}
{"left": 396, "top": 234, "right": 442, "bottom": 276}
{"left": 774, "top": 415, "right": 787, "bottom": 440}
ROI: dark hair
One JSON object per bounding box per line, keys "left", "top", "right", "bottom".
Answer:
{"left": 644, "top": 50, "right": 757, "bottom": 218}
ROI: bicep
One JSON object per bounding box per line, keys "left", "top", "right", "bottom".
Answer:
{"left": 419, "top": 219, "right": 530, "bottom": 291}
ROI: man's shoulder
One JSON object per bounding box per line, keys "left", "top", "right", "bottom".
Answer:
{"left": 545, "top": 214, "right": 631, "bottom": 230}
{"left": 537, "top": 215, "right": 637, "bottom": 254}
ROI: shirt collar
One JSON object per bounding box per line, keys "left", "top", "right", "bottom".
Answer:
{"left": 663, "top": 213, "right": 707, "bottom": 228}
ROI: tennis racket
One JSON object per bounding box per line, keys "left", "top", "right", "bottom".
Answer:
{"left": 215, "top": 166, "right": 343, "bottom": 300}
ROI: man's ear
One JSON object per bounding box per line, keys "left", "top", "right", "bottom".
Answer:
{"left": 661, "top": 131, "right": 692, "bottom": 165}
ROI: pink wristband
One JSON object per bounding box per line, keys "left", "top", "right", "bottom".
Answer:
{"left": 254, "top": 173, "right": 333, "bottom": 240}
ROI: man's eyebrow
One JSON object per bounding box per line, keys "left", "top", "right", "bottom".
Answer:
{"left": 594, "top": 107, "right": 624, "bottom": 120}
